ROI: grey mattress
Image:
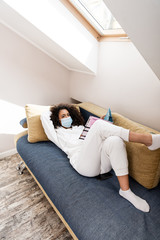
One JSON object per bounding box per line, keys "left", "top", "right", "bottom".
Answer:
{"left": 17, "top": 135, "right": 160, "bottom": 240}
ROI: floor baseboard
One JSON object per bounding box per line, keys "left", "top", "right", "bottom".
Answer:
{"left": 0, "top": 148, "right": 17, "bottom": 159}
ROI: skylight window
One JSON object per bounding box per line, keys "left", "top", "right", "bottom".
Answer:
{"left": 69, "top": 0, "right": 123, "bottom": 36}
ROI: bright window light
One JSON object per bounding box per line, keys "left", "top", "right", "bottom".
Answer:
{"left": 0, "top": 100, "right": 25, "bottom": 135}
{"left": 69, "top": 0, "right": 122, "bottom": 35}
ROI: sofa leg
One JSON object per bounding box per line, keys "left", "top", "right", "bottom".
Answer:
{"left": 16, "top": 161, "right": 23, "bottom": 170}
{"left": 16, "top": 161, "right": 26, "bottom": 174}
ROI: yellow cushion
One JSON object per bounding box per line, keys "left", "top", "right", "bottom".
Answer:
{"left": 78, "top": 102, "right": 160, "bottom": 189}
{"left": 25, "top": 104, "right": 50, "bottom": 143}
{"left": 113, "top": 113, "right": 160, "bottom": 189}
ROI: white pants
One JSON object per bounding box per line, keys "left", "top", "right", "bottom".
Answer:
{"left": 75, "top": 120, "right": 130, "bottom": 177}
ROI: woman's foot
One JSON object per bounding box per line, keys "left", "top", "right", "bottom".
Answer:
{"left": 148, "top": 134, "right": 160, "bottom": 151}
{"left": 119, "top": 188, "right": 150, "bottom": 212}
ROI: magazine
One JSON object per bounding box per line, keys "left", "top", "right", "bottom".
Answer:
{"left": 79, "top": 115, "right": 113, "bottom": 140}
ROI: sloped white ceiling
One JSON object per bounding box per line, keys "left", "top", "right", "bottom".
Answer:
{"left": 0, "top": 0, "right": 98, "bottom": 74}
{"left": 104, "top": 0, "right": 160, "bottom": 80}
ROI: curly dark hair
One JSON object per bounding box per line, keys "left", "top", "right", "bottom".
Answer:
{"left": 50, "top": 103, "right": 84, "bottom": 128}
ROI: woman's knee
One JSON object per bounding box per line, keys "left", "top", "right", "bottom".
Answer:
{"left": 93, "top": 119, "right": 110, "bottom": 128}
{"left": 91, "top": 119, "right": 111, "bottom": 135}
{"left": 92, "top": 119, "right": 103, "bottom": 129}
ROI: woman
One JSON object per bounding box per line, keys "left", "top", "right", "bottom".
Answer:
{"left": 41, "top": 103, "right": 160, "bottom": 213}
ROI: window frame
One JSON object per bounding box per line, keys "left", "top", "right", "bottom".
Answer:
{"left": 60, "top": 0, "right": 129, "bottom": 41}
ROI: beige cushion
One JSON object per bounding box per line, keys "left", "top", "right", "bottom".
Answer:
{"left": 25, "top": 104, "right": 50, "bottom": 143}
{"left": 78, "top": 102, "right": 160, "bottom": 189}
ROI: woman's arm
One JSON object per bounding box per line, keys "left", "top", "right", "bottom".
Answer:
{"left": 40, "top": 111, "right": 61, "bottom": 149}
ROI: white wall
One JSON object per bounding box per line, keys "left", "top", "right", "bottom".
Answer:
{"left": 70, "top": 41, "right": 160, "bottom": 131}
{"left": 104, "top": 0, "right": 160, "bottom": 80}
{"left": 0, "top": 23, "right": 70, "bottom": 154}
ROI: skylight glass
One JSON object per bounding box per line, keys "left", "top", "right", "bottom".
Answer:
{"left": 69, "top": 0, "right": 122, "bottom": 35}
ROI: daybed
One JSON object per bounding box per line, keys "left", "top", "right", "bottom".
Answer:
{"left": 15, "top": 102, "right": 160, "bottom": 240}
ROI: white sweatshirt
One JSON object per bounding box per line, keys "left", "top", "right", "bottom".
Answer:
{"left": 40, "top": 111, "right": 85, "bottom": 167}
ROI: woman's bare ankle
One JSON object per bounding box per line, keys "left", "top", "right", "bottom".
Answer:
{"left": 117, "top": 175, "right": 129, "bottom": 191}
{"left": 145, "top": 135, "right": 152, "bottom": 147}
{"left": 129, "top": 132, "right": 152, "bottom": 146}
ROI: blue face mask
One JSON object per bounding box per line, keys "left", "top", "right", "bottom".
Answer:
{"left": 61, "top": 116, "right": 73, "bottom": 128}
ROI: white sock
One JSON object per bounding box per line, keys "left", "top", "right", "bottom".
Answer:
{"left": 119, "top": 188, "right": 150, "bottom": 212}
{"left": 148, "top": 134, "right": 160, "bottom": 151}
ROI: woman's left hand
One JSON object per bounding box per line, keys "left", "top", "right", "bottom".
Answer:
{"left": 100, "top": 115, "right": 105, "bottom": 120}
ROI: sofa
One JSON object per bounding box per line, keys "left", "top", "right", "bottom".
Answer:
{"left": 15, "top": 102, "right": 160, "bottom": 240}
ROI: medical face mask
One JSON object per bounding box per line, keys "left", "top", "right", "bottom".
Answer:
{"left": 61, "top": 116, "right": 73, "bottom": 128}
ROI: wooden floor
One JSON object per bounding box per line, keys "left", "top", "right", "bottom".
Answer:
{"left": 0, "top": 154, "right": 73, "bottom": 240}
